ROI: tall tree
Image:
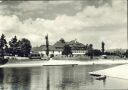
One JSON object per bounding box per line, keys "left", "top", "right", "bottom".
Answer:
{"left": 4, "top": 45, "right": 9, "bottom": 55}
{"left": 101, "top": 41, "right": 105, "bottom": 54}
{"left": 9, "top": 36, "right": 18, "bottom": 56}
{"left": 0, "top": 34, "right": 7, "bottom": 57}
{"left": 88, "top": 44, "right": 93, "bottom": 50}
{"left": 19, "top": 38, "right": 32, "bottom": 57}
{"left": 87, "top": 44, "right": 93, "bottom": 59}
{"left": 85, "top": 44, "right": 89, "bottom": 50}
{"left": 62, "top": 44, "right": 72, "bottom": 56}
{"left": 125, "top": 49, "right": 128, "bottom": 58}
{"left": 59, "top": 38, "right": 65, "bottom": 43}
{"left": 45, "top": 35, "right": 49, "bottom": 56}
{"left": 0, "top": 34, "right": 7, "bottom": 48}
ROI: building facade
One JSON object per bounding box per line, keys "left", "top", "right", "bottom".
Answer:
{"left": 38, "top": 39, "right": 87, "bottom": 56}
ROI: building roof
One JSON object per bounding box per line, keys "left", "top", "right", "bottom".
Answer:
{"left": 68, "top": 40, "right": 86, "bottom": 50}
{"left": 32, "top": 45, "right": 53, "bottom": 51}
{"left": 33, "top": 39, "right": 86, "bottom": 52}
{"left": 53, "top": 41, "right": 66, "bottom": 48}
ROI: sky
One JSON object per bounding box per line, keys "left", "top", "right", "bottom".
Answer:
{"left": 0, "top": 0, "right": 127, "bottom": 49}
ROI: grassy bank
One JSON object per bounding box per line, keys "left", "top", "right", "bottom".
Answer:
{"left": 52, "top": 55, "right": 125, "bottom": 61}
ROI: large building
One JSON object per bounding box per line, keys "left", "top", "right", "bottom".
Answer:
{"left": 37, "top": 39, "right": 87, "bottom": 56}
{"left": 67, "top": 40, "right": 87, "bottom": 55}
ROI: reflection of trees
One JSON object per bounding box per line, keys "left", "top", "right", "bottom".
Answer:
{"left": 60, "top": 66, "right": 80, "bottom": 90}
{"left": 0, "top": 69, "right": 4, "bottom": 90}
{"left": 60, "top": 66, "right": 98, "bottom": 90}
{"left": 48, "top": 66, "right": 63, "bottom": 90}
{"left": 3, "top": 68, "right": 31, "bottom": 90}
{"left": 47, "top": 67, "right": 50, "bottom": 90}
{"left": 0, "top": 66, "right": 108, "bottom": 90}
{"left": 103, "top": 79, "right": 106, "bottom": 87}
{"left": 29, "top": 67, "right": 47, "bottom": 90}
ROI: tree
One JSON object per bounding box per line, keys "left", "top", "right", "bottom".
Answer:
{"left": 0, "top": 34, "right": 7, "bottom": 57}
{"left": 0, "top": 34, "right": 7, "bottom": 48}
{"left": 101, "top": 41, "right": 105, "bottom": 54}
{"left": 62, "top": 44, "right": 72, "bottom": 56}
{"left": 124, "top": 49, "right": 128, "bottom": 58}
{"left": 85, "top": 44, "right": 89, "bottom": 50}
{"left": 18, "top": 38, "right": 32, "bottom": 57}
{"left": 9, "top": 36, "right": 18, "bottom": 56}
{"left": 4, "top": 45, "right": 9, "bottom": 55}
{"left": 45, "top": 35, "right": 49, "bottom": 56}
{"left": 88, "top": 44, "right": 93, "bottom": 50}
{"left": 92, "top": 49, "right": 102, "bottom": 56}
{"left": 86, "top": 44, "right": 93, "bottom": 59}
{"left": 59, "top": 38, "right": 65, "bottom": 43}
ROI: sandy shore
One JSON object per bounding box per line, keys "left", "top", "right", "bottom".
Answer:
{"left": 0, "top": 59, "right": 128, "bottom": 68}
{"left": 89, "top": 64, "right": 128, "bottom": 80}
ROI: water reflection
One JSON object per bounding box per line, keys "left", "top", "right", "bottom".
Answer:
{"left": 0, "top": 69, "right": 4, "bottom": 90}
{"left": 3, "top": 68, "right": 30, "bottom": 90}
{"left": 46, "top": 67, "right": 50, "bottom": 90}
{"left": 0, "top": 65, "right": 128, "bottom": 90}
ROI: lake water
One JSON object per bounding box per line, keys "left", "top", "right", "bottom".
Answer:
{"left": 0, "top": 65, "right": 128, "bottom": 90}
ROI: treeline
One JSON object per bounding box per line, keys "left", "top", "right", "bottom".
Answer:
{"left": 62, "top": 41, "right": 128, "bottom": 59}
{"left": 0, "top": 34, "right": 32, "bottom": 57}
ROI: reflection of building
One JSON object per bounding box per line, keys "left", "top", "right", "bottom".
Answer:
{"left": 37, "top": 39, "right": 87, "bottom": 56}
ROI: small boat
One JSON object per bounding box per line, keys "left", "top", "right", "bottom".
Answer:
{"left": 96, "top": 75, "right": 106, "bottom": 80}
{"left": 89, "top": 72, "right": 101, "bottom": 77}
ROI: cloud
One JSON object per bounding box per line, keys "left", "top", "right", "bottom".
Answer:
{"left": 0, "top": 1, "right": 83, "bottom": 20}
{"left": 0, "top": 0, "right": 127, "bottom": 49}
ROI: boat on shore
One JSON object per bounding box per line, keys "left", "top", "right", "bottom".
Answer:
{"left": 89, "top": 72, "right": 106, "bottom": 80}
{"left": 95, "top": 75, "right": 106, "bottom": 80}
{"left": 89, "top": 73, "right": 101, "bottom": 77}
{"left": 89, "top": 72, "right": 101, "bottom": 76}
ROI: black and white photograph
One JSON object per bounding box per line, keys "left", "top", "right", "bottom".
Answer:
{"left": 0, "top": 0, "right": 127, "bottom": 90}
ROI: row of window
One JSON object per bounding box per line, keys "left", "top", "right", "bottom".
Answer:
{"left": 40, "top": 50, "right": 86, "bottom": 54}
{"left": 72, "top": 50, "right": 86, "bottom": 53}
{"left": 55, "top": 47, "right": 85, "bottom": 50}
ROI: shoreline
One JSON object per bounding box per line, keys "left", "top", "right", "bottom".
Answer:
{"left": 0, "top": 59, "right": 128, "bottom": 68}
{"left": 89, "top": 64, "right": 128, "bottom": 80}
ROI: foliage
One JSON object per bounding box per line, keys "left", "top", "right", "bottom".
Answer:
{"left": 93, "top": 49, "right": 102, "bottom": 56}
{"left": 59, "top": 38, "right": 65, "bottom": 43}
{"left": 86, "top": 49, "right": 101, "bottom": 56}
{"left": 101, "top": 41, "right": 105, "bottom": 54}
{"left": 9, "top": 36, "right": 18, "bottom": 56}
{"left": 0, "top": 34, "right": 7, "bottom": 57}
{"left": 86, "top": 44, "right": 93, "bottom": 59}
{"left": 125, "top": 49, "right": 128, "bottom": 58}
{"left": 18, "top": 38, "right": 32, "bottom": 57}
{"left": 0, "top": 34, "right": 7, "bottom": 49}
{"left": 0, "top": 34, "right": 32, "bottom": 57}
{"left": 45, "top": 35, "right": 49, "bottom": 56}
{"left": 88, "top": 44, "right": 93, "bottom": 50}
{"left": 62, "top": 44, "right": 72, "bottom": 56}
